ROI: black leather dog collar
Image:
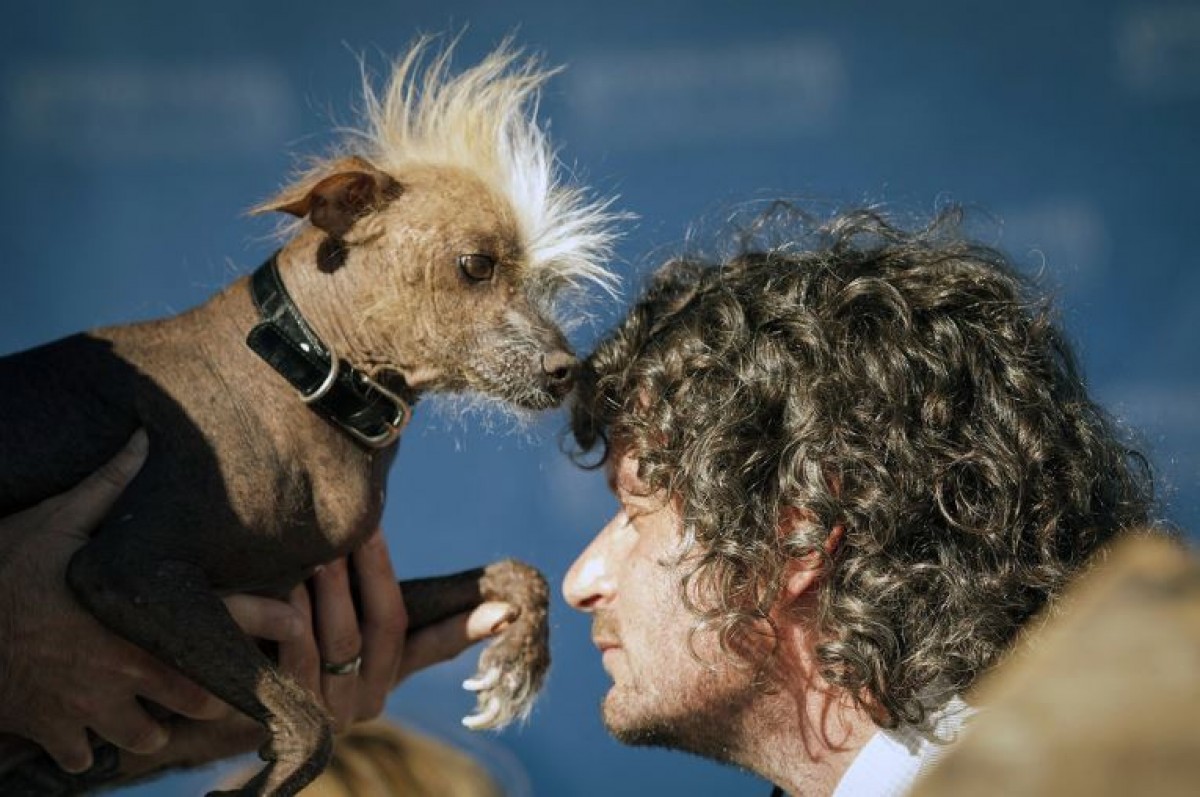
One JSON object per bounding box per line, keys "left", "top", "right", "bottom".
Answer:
{"left": 246, "top": 253, "right": 413, "bottom": 448}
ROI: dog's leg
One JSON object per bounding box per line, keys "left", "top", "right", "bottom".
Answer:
{"left": 408, "top": 560, "right": 550, "bottom": 730}
{"left": 394, "top": 566, "right": 486, "bottom": 632}
{"left": 66, "top": 542, "right": 330, "bottom": 797}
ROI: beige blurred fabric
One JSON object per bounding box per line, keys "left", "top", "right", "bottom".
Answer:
{"left": 913, "top": 532, "right": 1200, "bottom": 797}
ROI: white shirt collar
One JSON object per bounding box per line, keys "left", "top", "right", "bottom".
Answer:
{"left": 830, "top": 695, "right": 974, "bottom": 797}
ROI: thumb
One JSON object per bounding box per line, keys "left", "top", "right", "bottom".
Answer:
{"left": 45, "top": 428, "right": 149, "bottom": 534}
{"left": 394, "top": 602, "right": 517, "bottom": 683}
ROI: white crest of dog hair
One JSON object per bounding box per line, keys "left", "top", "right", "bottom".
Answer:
{"left": 289, "top": 36, "right": 621, "bottom": 298}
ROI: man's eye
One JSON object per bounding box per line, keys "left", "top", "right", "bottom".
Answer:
{"left": 458, "top": 253, "right": 496, "bottom": 282}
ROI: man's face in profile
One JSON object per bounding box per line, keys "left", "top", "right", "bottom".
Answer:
{"left": 563, "top": 451, "right": 761, "bottom": 760}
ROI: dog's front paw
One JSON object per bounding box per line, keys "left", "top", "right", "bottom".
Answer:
{"left": 461, "top": 559, "right": 549, "bottom": 729}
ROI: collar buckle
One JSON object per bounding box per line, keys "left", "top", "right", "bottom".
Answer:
{"left": 347, "top": 371, "right": 412, "bottom": 449}
{"left": 301, "top": 356, "right": 341, "bottom": 404}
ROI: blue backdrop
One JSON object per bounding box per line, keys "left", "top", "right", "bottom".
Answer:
{"left": 2, "top": 2, "right": 1197, "bottom": 795}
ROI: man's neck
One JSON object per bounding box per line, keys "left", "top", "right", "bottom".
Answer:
{"left": 743, "top": 680, "right": 879, "bottom": 797}
{"left": 717, "top": 618, "right": 880, "bottom": 797}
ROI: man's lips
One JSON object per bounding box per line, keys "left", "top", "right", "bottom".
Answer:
{"left": 592, "top": 614, "right": 621, "bottom": 652}
{"left": 597, "top": 639, "right": 622, "bottom": 674}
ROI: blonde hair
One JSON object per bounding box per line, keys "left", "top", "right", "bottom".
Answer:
{"left": 284, "top": 35, "right": 621, "bottom": 298}
{"left": 219, "top": 720, "right": 503, "bottom": 797}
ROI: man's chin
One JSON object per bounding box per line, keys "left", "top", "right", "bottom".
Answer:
{"left": 603, "top": 692, "right": 656, "bottom": 743}
{"left": 601, "top": 685, "right": 751, "bottom": 764}
{"left": 604, "top": 710, "right": 741, "bottom": 764}
{"left": 603, "top": 711, "right": 677, "bottom": 749}
{"left": 603, "top": 694, "right": 702, "bottom": 753}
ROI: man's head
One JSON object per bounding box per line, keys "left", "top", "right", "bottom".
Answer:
{"left": 564, "top": 206, "right": 1153, "bottom": 744}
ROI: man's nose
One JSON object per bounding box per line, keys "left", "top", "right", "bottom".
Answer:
{"left": 563, "top": 515, "right": 624, "bottom": 611}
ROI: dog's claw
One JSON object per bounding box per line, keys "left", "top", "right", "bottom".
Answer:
{"left": 462, "top": 695, "right": 502, "bottom": 730}
{"left": 463, "top": 667, "right": 501, "bottom": 692}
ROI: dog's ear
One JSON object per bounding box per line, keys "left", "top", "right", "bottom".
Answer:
{"left": 253, "top": 157, "right": 402, "bottom": 239}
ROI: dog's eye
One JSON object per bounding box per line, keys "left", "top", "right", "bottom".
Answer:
{"left": 458, "top": 253, "right": 496, "bottom": 283}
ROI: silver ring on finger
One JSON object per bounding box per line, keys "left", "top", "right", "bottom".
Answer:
{"left": 321, "top": 654, "right": 362, "bottom": 676}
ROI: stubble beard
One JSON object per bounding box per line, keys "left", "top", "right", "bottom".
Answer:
{"left": 601, "top": 665, "right": 758, "bottom": 765}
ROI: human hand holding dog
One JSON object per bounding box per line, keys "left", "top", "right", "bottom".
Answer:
{"left": 230, "top": 530, "right": 516, "bottom": 729}
{"left": 0, "top": 430, "right": 511, "bottom": 783}
{"left": 0, "top": 430, "right": 225, "bottom": 773}
{"left": 272, "top": 530, "right": 515, "bottom": 728}
{"left": 113, "top": 538, "right": 515, "bottom": 782}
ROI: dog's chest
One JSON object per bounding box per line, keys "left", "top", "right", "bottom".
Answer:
{"left": 195, "top": 444, "right": 390, "bottom": 593}
{"left": 249, "top": 429, "right": 389, "bottom": 561}
{"left": 125, "top": 343, "right": 398, "bottom": 590}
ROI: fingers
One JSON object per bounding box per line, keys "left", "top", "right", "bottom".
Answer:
{"left": 39, "top": 677, "right": 172, "bottom": 771}
{"left": 136, "top": 666, "right": 226, "bottom": 722}
{"left": 115, "top": 711, "right": 267, "bottom": 781}
{"left": 128, "top": 639, "right": 227, "bottom": 722}
{"left": 312, "top": 560, "right": 361, "bottom": 730}
{"left": 87, "top": 702, "right": 169, "bottom": 758}
{"left": 395, "top": 601, "right": 516, "bottom": 683}
{"left": 465, "top": 601, "right": 519, "bottom": 641}
{"left": 244, "top": 538, "right": 509, "bottom": 735}
{"left": 34, "top": 727, "right": 94, "bottom": 775}
{"left": 224, "top": 593, "right": 305, "bottom": 643}
{"left": 143, "top": 593, "right": 310, "bottom": 725}
{"left": 273, "top": 537, "right": 407, "bottom": 730}
{"left": 45, "top": 429, "right": 149, "bottom": 534}
{"left": 277, "top": 583, "right": 321, "bottom": 696}
{"left": 351, "top": 532, "right": 406, "bottom": 717}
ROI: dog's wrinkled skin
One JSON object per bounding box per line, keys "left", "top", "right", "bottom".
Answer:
{"left": 0, "top": 41, "right": 615, "bottom": 797}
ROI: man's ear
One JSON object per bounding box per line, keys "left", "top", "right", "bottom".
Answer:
{"left": 252, "top": 156, "right": 402, "bottom": 239}
{"left": 782, "top": 515, "right": 844, "bottom": 601}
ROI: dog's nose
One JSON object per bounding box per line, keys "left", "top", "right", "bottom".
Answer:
{"left": 541, "top": 350, "right": 578, "bottom": 395}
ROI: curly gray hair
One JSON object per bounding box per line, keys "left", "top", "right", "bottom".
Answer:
{"left": 570, "top": 205, "right": 1154, "bottom": 726}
